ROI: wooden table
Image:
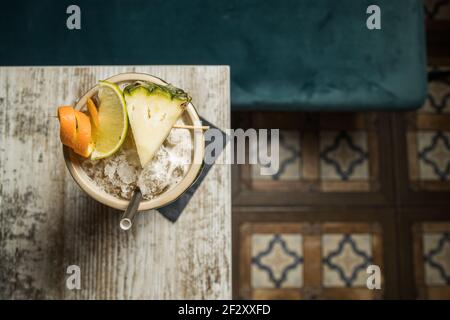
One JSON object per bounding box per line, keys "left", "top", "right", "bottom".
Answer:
{"left": 0, "top": 66, "right": 231, "bottom": 299}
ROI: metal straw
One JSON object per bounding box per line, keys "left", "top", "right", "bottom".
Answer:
{"left": 120, "top": 188, "right": 142, "bottom": 231}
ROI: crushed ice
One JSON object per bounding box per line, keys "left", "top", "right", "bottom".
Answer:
{"left": 81, "top": 119, "right": 193, "bottom": 200}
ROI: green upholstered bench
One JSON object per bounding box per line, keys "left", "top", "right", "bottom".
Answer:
{"left": 0, "top": 0, "right": 427, "bottom": 111}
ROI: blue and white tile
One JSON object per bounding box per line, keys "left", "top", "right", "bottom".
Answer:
{"left": 252, "top": 130, "right": 301, "bottom": 181}
{"left": 320, "top": 131, "right": 369, "bottom": 181}
{"left": 423, "top": 232, "right": 450, "bottom": 286}
{"left": 421, "top": 68, "right": 450, "bottom": 113}
{"left": 322, "top": 234, "right": 372, "bottom": 288}
{"left": 417, "top": 131, "right": 450, "bottom": 181}
{"left": 251, "top": 234, "right": 303, "bottom": 288}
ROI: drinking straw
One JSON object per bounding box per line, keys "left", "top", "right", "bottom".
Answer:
{"left": 120, "top": 188, "right": 142, "bottom": 231}
{"left": 172, "top": 124, "right": 209, "bottom": 130}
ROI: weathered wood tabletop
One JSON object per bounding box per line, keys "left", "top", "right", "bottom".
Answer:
{"left": 0, "top": 66, "right": 231, "bottom": 299}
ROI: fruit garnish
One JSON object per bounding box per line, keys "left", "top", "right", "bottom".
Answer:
{"left": 57, "top": 106, "right": 93, "bottom": 157}
{"left": 73, "top": 111, "right": 94, "bottom": 157}
{"left": 90, "top": 81, "right": 128, "bottom": 160}
{"left": 87, "top": 98, "right": 99, "bottom": 127}
{"left": 58, "top": 106, "right": 77, "bottom": 148}
{"left": 124, "top": 82, "right": 191, "bottom": 167}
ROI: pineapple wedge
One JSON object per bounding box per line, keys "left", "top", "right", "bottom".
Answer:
{"left": 124, "top": 81, "right": 191, "bottom": 167}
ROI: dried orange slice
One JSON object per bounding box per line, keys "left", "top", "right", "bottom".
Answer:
{"left": 57, "top": 106, "right": 93, "bottom": 158}
{"left": 58, "top": 106, "right": 77, "bottom": 148}
{"left": 87, "top": 98, "right": 99, "bottom": 128}
{"left": 73, "top": 111, "right": 94, "bottom": 157}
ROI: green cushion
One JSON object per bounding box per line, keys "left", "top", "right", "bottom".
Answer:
{"left": 0, "top": 0, "right": 426, "bottom": 111}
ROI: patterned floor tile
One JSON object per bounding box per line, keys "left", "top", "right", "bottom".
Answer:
{"left": 252, "top": 130, "right": 301, "bottom": 181}
{"left": 240, "top": 222, "right": 383, "bottom": 299}
{"left": 423, "top": 232, "right": 450, "bottom": 285}
{"left": 413, "top": 223, "right": 450, "bottom": 299}
{"left": 322, "top": 234, "right": 372, "bottom": 288}
{"left": 320, "top": 131, "right": 369, "bottom": 181}
{"left": 241, "top": 113, "right": 380, "bottom": 194}
{"left": 407, "top": 68, "right": 450, "bottom": 190}
{"left": 417, "top": 131, "right": 450, "bottom": 181}
{"left": 251, "top": 234, "right": 303, "bottom": 288}
{"left": 421, "top": 68, "right": 450, "bottom": 114}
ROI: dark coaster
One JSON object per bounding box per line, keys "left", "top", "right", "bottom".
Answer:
{"left": 157, "top": 118, "right": 228, "bottom": 222}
